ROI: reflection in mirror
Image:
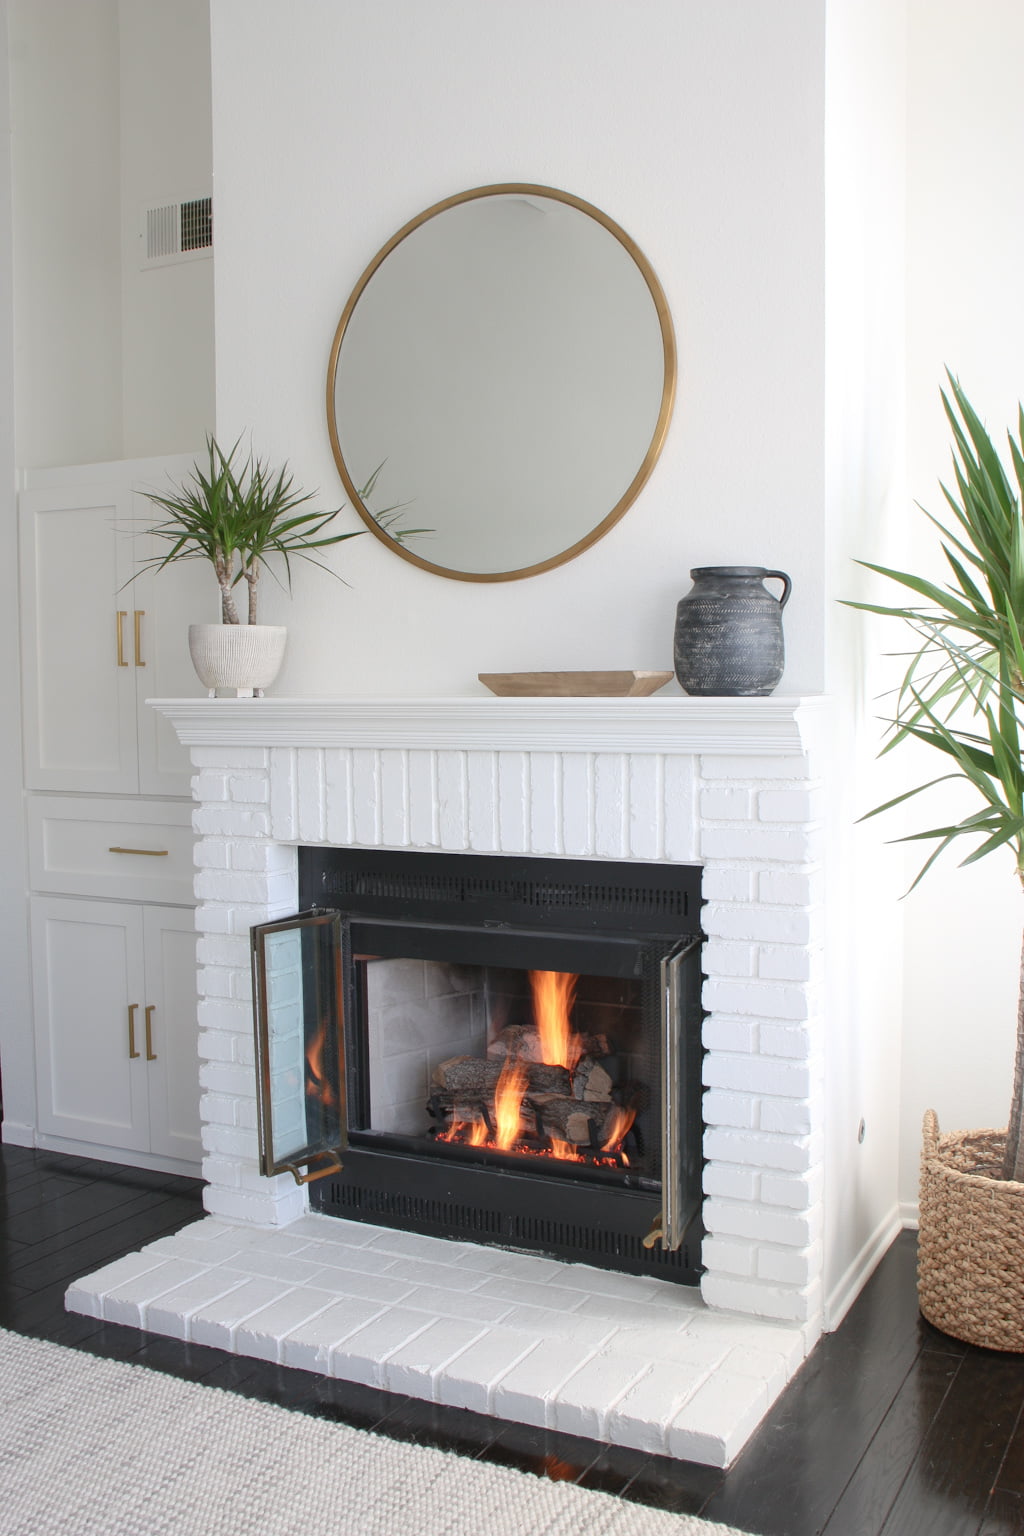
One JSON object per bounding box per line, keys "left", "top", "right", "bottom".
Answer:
{"left": 328, "top": 185, "right": 675, "bottom": 581}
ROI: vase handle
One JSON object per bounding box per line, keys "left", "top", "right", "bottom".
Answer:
{"left": 763, "top": 569, "right": 792, "bottom": 608}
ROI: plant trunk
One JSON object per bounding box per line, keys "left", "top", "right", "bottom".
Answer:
{"left": 219, "top": 585, "right": 240, "bottom": 624}
{"left": 1005, "top": 892, "right": 1024, "bottom": 1180}
{"left": 215, "top": 552, "right": 240, "bottom": 624}
{"left": 246, "top": 566, "right": 259, "bottom": 625}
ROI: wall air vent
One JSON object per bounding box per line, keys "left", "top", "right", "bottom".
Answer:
{"left": 141, "top": 196, "right": 213, "bottom": 268}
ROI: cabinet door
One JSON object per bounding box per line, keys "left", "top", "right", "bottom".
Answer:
{"left": 30, "top": 896, "right": 150, "bottom": 1151}
{"left": 142, "top": 906, "right": 202, "bottom": 1164}
{"left": 132, "top": 512, "right": 217, "bottom": 796}
{"left": 21, "top": 488, "right": 140, "bottom": 793}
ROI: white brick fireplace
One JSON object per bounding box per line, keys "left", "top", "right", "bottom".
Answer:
{"left": 68, "top": 693, "right": 828, "bottom": 1466}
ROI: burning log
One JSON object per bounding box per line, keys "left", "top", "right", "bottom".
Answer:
{"left": 431, "top": 1055, "right": 570, "bottom": 1099}
{"left": 572, "top": 1056, "right": 615, "bottom": 1102}
{"left": 530, "top": 1094, "right": 631, "bottom": 1146}
{"left": 487, "top": 1025, "right": 612, "bottom": 1064}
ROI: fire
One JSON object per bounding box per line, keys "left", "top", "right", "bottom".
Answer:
{"left": 529, "top": 970, "right": 581, "bottom": 1071}
{"left": 439, "top": 1118, "right": 489, "bottom": 1146}
{"left": 492, "top": 1055, "right": 529, "bottom": 1150}
{"left": 549, "top": 1138, "right": 573, "bottom": 1160}
{"left": 601, "top": 1104, "right": 636, "bottom": 1155}
{"left": 305, "top": 1024, "right": 336, "bottom": 1108}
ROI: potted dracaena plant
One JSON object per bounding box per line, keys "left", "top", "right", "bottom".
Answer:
{"left": 847, "top": 372, "right": 1024, "bottom": 1350}
{"left": 138, "top": 436, "right": 362, "bottom": 696}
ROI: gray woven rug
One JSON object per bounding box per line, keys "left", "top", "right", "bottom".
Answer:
{"left": 0, "top": 1328, "right": 754, "bottom": 1536}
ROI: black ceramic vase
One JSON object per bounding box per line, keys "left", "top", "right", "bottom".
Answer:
{"left": 673, "top": 566, "right": 792, "bottom": 696}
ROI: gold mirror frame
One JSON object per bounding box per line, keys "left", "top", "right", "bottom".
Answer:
{"left": 326, "top": 184, "right": 677, "bottom": 583}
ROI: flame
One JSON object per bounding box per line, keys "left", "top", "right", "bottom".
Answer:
{"left": 549, "top": 1138, "right": 574, "bottom": 1161}
{"left": 438, "top": 1118, "right": 489, "bottom": 1146}
{"left": 305, "top": 1024, "right": 337, "bottom": 1108}
{"left": 492, "top": 1055, "right": 529, "bottom": 1149}
{"left": 529, "top": 970, "right": 581, "bottom": 1071}
{"left": 601, "top": 1103, "right": 636, "bottom": 1154}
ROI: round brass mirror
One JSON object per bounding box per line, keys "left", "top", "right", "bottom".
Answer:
{"left": 327, "top": 185, "right": 676, "bottom": 582}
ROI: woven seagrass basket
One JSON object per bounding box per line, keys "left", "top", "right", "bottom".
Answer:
{"left": 918, "top": 1109, "right": 1024, "bottom": 1352}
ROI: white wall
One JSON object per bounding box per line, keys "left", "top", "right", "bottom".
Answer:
{"left": 210, "top": 0, "right": 828, "bottom": 698}
{"left": 0, "top": 0, "right": 34, "bottom": 1141}
{"left": 119, "top": 0, "right": 214, "bottom": 457}
{"left": 897, "top": 0, "right": 1024, "bottom": 1209}
{"left": 821, "top": 0, "right": 907, "bottom": 1319}
{"left": 8, "top": 0, "right": 213, "bottom": 468}
{"left": 9, "top": 0, "right": 123, "bottom": 466}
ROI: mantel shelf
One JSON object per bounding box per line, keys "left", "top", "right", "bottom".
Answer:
{"left": 149, "top": 694, "right": 828, "bottom": 757}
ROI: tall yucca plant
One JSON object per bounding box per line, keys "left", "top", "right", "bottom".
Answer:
{"left": 140, "top": 436, "right": 362, "bottom": 624}
{"left": 847, "top": 373, "right": 1024, "bottom": 1181}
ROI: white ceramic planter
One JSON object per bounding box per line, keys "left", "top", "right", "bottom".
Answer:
{"left": 187, "top": 624, "right": 287, "bottom": 697}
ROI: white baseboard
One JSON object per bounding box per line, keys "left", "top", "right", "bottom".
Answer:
{"left": 0, "top": 1120, "right": 37, "bottom": 1149}
{"left": 899, "top": 1200, "right": 919, "bottom": 1230}
{"left": 33, "top": 1132, "right": 201, "bottom": 1180}
{"left": 825, "top": 1205, "right": 902, "bottom": 1331}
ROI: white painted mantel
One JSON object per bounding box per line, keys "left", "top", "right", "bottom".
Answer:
{"left": 65, "top": 693, "right": 828, "bottom": 1465}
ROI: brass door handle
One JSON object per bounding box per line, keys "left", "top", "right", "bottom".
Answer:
{"left": 144, "top": 1005, "right": 157, "bottom": 1061}
{"left": 116, "top": 611, "right": 128, "bottom": 667}
{"left": 134, "top": 610, "right": 145, "bottom": 666}
{"left": 109, "top": 847, "right": 169, "bottom": 857}
{"left": 127, "top": 1003, "right": 140, "bottom": 1058}
{"left": 281, "top": 1151, "right": 344, "bottom": 1185}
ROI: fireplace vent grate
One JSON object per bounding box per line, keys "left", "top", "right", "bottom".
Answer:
{"left": 323, "top": 1178, "right": 700, "bottom": 1283}
{"left": 330, "top": 1182, "right": 503, "bottom": 1236}
{"left": 307, "top": 849, "right": 698, "bottom": 935}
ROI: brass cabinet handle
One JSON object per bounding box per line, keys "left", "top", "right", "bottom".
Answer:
{"left": 116, "top": 611, "right": 128, "bottom": 667}
{"left": 127, "top": 1004, "right": 140, "bottom": 1059}
{"left": 108, "top": 847, "right": 169, "bottom": 857}
{"left": 144, "top": 1005, "right": 157, "bottom": 1061}
{"left": 134, "top": 610, "right": 145, "bottom": 666}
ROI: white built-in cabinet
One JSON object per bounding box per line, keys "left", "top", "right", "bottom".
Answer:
{"left": 20, "top": 455, "right": 211, "bottom": 796}
{"left": 30, "top": 896, "right": 201, "bottom": 1164}
{"left": 19, "top": 456, "right": 213, "bottom": 1173}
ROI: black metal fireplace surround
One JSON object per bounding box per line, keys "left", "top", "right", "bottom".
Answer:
{"left": 273, "top": 848, "right": 704, "bottom": 1284}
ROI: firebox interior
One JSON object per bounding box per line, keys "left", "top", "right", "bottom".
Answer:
{"left": 253, "top": 849, "right": 705, "bottom": 1284}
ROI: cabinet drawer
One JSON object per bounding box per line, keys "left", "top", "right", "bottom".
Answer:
{"left": 27, "top": 797, "right": 195, "bottom": 905}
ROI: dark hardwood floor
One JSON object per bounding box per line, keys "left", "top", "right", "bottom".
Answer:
{"left": 1, "top": 1140, "right": 1022, "bottom": 1535}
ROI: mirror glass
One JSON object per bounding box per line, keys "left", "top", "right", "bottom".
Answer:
{"left": 327, "top": 185, "right": 675, "bottom": 581}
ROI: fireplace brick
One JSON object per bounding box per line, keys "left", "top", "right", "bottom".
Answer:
{"left": 703, "top": 1017, "right": 759, "bottom": 1053}
{"left": 704, "top": 1199, "right": 821, "bottom": 1249}
{"left": 759, "top": 867, "right": 822, "bottom": 905}
{"left": 761, "top": 1169, "right": 825, "bottom": 1211}
{"left": 703, "top": 905, "right": 814, "bottom": 945}
{"left": 704, "top": 1130, "right": 815, "bottom": 1172}
{"left": 758, "top": 788, "right": 821, "bottom": 822}
{"left": 757, "top": 1241, "right": 822, "bottom": 1287}
{"left": 703, "top": 978, "right": 814, "bottom": 1019}
{"left": 702, "top": 1090, "right": 759, "bottom": 1130}
{"left": 701, "top": 1276, "right": 822, "bottom": 1329}
{"left": 703, "top": 1165, "right": 761, "bottom": 1203}
{"left": 702, "top": 939, "right": 757, "bottom": 977}
{"left": 702, "top": 1237, "right": 758, "bottom": 1277}
{"left": 703, "top": 1053, "right": 814, "bottom": 1099}
{"left": 702, "top": 826, "right": 815, "bottom": 863}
